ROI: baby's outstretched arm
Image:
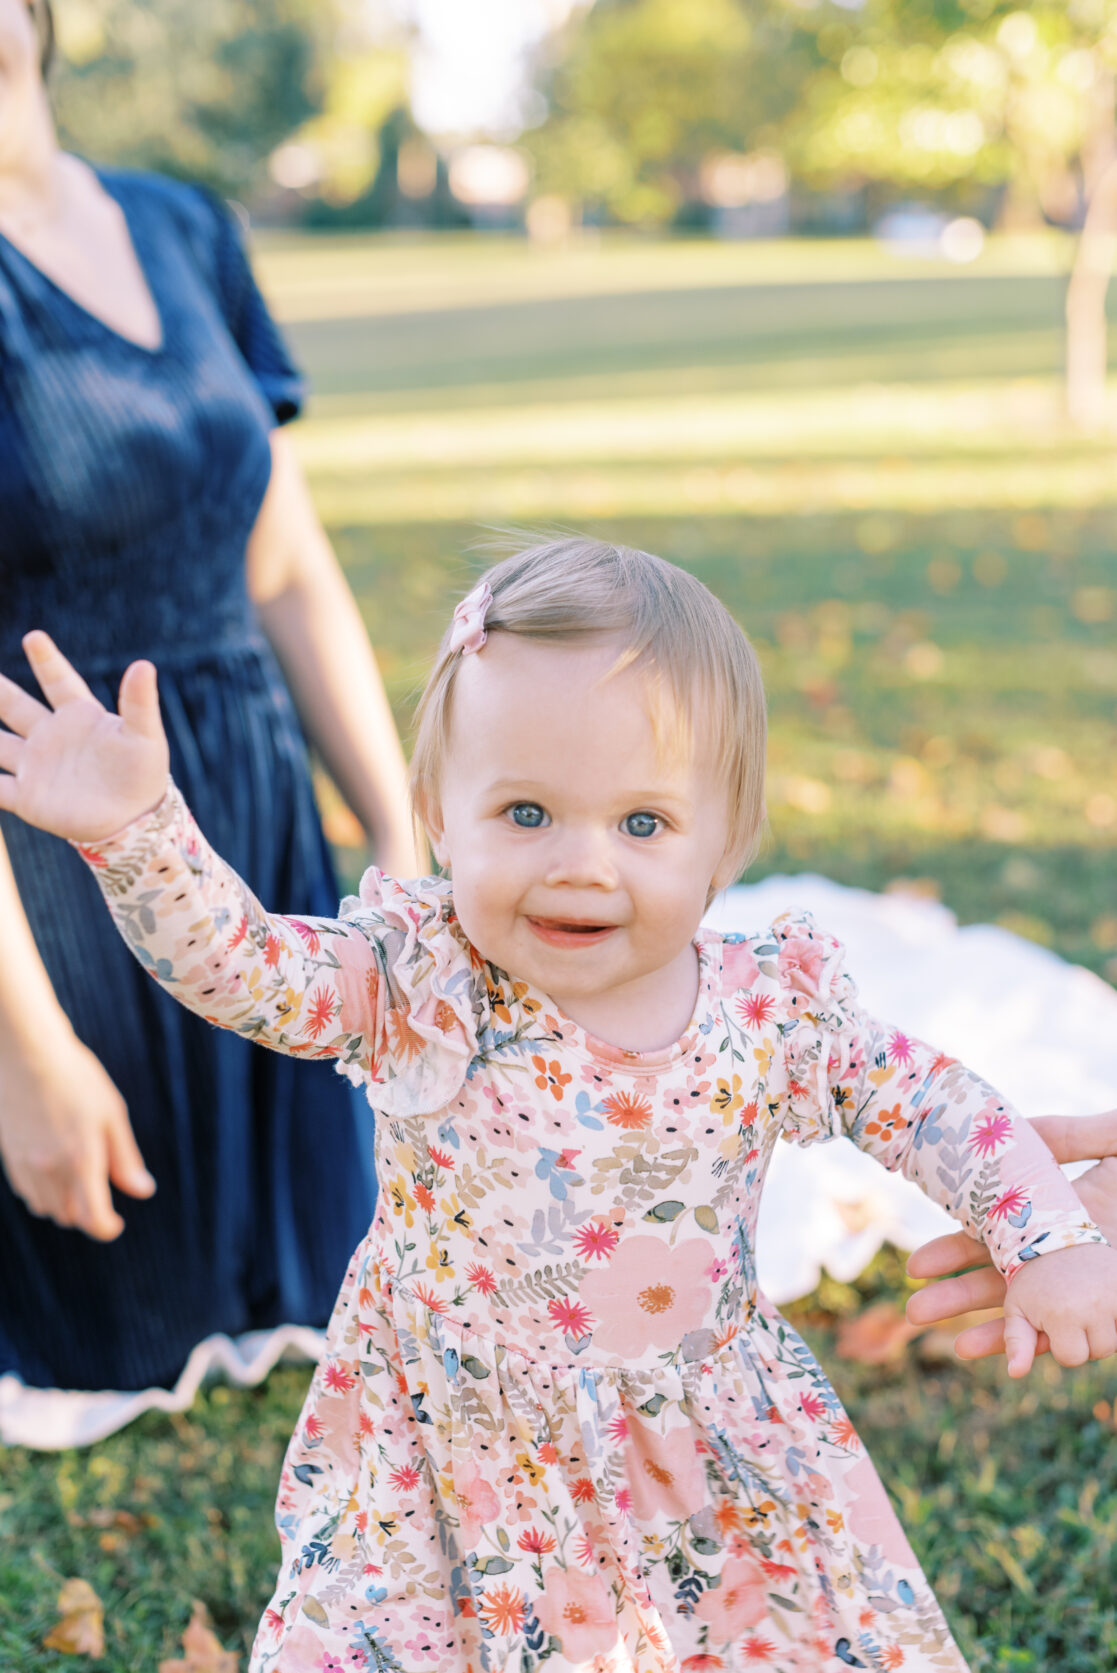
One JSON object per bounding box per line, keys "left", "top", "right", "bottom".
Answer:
{"left": 832, "top": 1008, "right": 1117, "bottom": 1376}
{"left": 778, "top": 917, "right": 1116, "bottom": 1376}
{"left": 0, "top": 634, "right": 380, "bottom": 1069}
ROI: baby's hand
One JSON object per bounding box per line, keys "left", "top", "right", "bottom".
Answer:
{"left": 0, "top": 633, "right": 169, "bottom": 842}
{"left": 1005, "top": 1244, "right": 1117, "bottom": 1378}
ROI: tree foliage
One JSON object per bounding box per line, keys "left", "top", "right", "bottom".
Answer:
{"left": 50, "top": 0, "right": 339, "bottom": 197}
{"left": 527, "top": 0, "right": 1117, "bottom": 228}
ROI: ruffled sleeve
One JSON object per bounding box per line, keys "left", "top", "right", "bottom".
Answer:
{"left": 772, "top": 910, "right": 1105, "bottom": 1280}
{"left": 72, "top": 783, "right": 486, "bottom": 1122}
{"left": 775, "top": 911, "right": 858, "bottom": 1147}
{"left": 335, "top": 868, "right": 487, "bottom": 1118}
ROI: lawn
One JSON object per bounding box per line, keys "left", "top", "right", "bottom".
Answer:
{"left": 3, "top": 233, "right": 1116, "bottom": 1670}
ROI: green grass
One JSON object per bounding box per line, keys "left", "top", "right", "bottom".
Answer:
{"left": 4, "top": 234, "right": 1117, "bottom": 1668}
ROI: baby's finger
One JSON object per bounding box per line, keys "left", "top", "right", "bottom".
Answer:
{"left": 906, "top": 1267, "right": 1007, "bottom": 1327}
{"left": 1046, "top": 1322, "right": 1090, "bottom": 1368}
{"left": 1086, "top": 1319, "right": 1117, "bottom": 1363}
{"left": 117, "top": 661, "right": 163, "bottom": 741}
{"left": 906, "top": 1230, "right": 988, "bottom": 1280}
{"left": 0, "top": 669, "right": 49, "bottom": 738}
{"left": 22, "top": 631, "right": 96, "bottom": 710}
{"left": 1003, "top": 1312, "right": 1038, "bottom": 1378}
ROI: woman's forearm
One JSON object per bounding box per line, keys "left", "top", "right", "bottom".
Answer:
{"left": 248, "top": 432, "right": 420, "bottom": 875}
{"left": 0, "top": 826, "right": 74, "bottom": 1060}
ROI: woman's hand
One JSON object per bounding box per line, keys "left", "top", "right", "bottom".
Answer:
{"left": 907, "top": 1110, "right": 1117, "bottom": 1364}
{"left": 0, "top": 1032, "right": 155, "bottom": 1240}
{"left": 0, "top": 632, "right": 169, "bottom": 841}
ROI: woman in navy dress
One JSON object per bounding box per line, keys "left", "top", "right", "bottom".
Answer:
{"left": 0, "top": 0, "right": 417, "bottom": 1406}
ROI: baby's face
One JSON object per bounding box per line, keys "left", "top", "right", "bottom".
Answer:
{"left": 425, "top": 635, "right": 733, "bottom": 1046}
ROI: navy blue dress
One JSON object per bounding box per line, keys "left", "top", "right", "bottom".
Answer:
{"left": 0, "top": 167, "right": 377, "bottom": 1392}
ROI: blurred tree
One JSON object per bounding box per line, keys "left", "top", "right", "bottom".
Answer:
{"left": 50, "top": 0, "right": 340, "bottom": 198}
{"left": 525, "top": 0, "right": 821, "bottom": 226}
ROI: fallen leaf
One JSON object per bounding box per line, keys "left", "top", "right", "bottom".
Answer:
{"left": 158, "top": 1601, "right": 240, "bottom": 1673}
{"left": 835, "top": 1301, "right": 920, "bottom": 1365}
{"left": 42, "top": 1577, "right": 104, "bottom": 1657}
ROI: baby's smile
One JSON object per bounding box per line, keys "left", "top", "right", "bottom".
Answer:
{"left": 525, "top": 915, "right": 619, "bottom": 948}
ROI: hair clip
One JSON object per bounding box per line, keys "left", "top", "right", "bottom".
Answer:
{"left": 448, "top": 580, "right": 493, "bottom": 657}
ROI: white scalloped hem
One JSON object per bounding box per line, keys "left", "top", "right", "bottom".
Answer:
{"left": 0, "top": 1324, "right": 325, "bottom": 1452}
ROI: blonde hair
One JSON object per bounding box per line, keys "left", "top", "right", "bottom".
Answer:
{"left": 410, "top": 535, "right": 768, "bottom": 883}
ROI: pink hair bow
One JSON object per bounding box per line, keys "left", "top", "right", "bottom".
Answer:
{"left": 448, "top": 580, "right": 493, "bottom": 656}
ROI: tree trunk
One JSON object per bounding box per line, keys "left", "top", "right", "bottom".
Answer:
{"left": 1066, "top": 69, "right": 1117, "bottom": 431}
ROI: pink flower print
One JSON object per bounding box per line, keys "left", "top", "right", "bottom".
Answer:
{"left": 722, "top": 940, "right": 760, "bottom": 991}
{"left": 534, "top": 1566, "right": 618, "bottom": 1662}
{"left": 454, "top": 1459, "right": 501, "bottom": 1547}
{"left": 888, "top": 1029, "right": 914, "bottom": 1066}
{"left": 548, "top": 1296, "right": 594, "bottom": 1338}
{"left": 734, "top": 991, "right": 775, "bottom": 1031}
{"left": 573, "top": 1220, "right": 620, "bottom": 1261}
{"left": 605, "top": 1412, "right": 629, "bottom": 1445}
{"left": 778, "top": 933, "right": 826, "bottom": 999}
{"left": 970, "top": 1111, "right": 1013, "bottom": 1157}
{"left": 706, "top": 1259, "right": 728, "bottom": 1282}
{"left": 990, "top": 1185, "right": 1028, "bottom": 1221}
{"left": 799, "top": 1391, "right": 826, "bottom": 1421}
{"left": 466, "top": 1262, "right": 497, "bottom": 1296}
{"left": 623, "top": 1416, "right": 707, "bottom": 1522}
{"left": 682, "top": 1656, "right": 727, "bottom": 1671}
{"left": 841, "top": 1451, "right": 917, "bottom": 1566}
{"left": 517, "top": 1526, "right": 557, "bottom": 1555}
{"left": 578, "top": 1237, "right": 713, "bottom": 1358}
{"left": 693, "top": 1551, "right": 769, "bottom": 1642}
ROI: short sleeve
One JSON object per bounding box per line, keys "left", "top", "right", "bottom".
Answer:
{"left": 775, "top": 911, "right": 859, "bottom": 1147}
{"left": 205, "top": 193, "right": 305, "bottom": 426}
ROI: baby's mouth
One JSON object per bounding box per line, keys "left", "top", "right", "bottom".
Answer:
{"left": 526, "top": 917, "right": 618, "bottom": 948}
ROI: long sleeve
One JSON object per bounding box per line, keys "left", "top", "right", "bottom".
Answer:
{"left": 73, "top": 783, "right": 483, "bottom": 1117}
{"left": 775, "top": 912, "right": 1106, "bottom": 1282}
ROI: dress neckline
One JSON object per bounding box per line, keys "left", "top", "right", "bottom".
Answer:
{"left": 523, "top": 930, "right": 724, "bottom": 1074}
{"left": 0, "top": 163, "right": 166, "bottom": 356}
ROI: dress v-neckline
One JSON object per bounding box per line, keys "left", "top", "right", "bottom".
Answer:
{"left": 0, "top": 164, "right": 166, "bottom": 356}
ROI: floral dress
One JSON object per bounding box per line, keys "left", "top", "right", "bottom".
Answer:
{"left": 78, "top": 787, "right": 1103, "bottom": 1673}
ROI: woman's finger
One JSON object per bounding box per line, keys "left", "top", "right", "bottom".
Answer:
{"left": 21, "top": 630, "right": 96, "bottom": 710}
{"left": 905, "top": 1229, "right": 988, "bottom": 1280}
{"left": 906, "top": 1266, "right": 1007, "bottom": 1327}
{"left": 953, "top": 1319, "right": 1051, "bottom": 1361}
{"left": 1031, "top": 1111, "right": 1117, "bottom": 1167}
{"left": 0, "top": 670, "right": 49, "bottom": 738}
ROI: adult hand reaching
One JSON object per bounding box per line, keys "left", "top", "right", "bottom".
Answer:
{"left": 907, "top": 1111, "right": 1117, "bottom": 1361}
{"left": 0, "top": 1032, "right": 155, "bottom": 1240}
{"left": 0, "top": 632, "right": 169, "bottom": 841}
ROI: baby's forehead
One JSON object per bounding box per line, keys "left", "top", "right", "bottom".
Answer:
{"left": 450, "top": 635, "right": 721, "bottom": 786}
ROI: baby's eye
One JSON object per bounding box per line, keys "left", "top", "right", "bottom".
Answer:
{"left": 623, "top": 811, "right": 661, "bottom": 839}
{"left": 507, "top": 802, "right": 548, "bottom": 829}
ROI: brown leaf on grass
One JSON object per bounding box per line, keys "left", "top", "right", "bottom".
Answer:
{"left": 42, "top": 1577, "right": 105, "bottom": 1657}
{"left": 158, "top": 1601, "right": 240, "bottom": 1673}
{"left": 158, "top": 1599, "right": 239, "bottom": 1673}
{"left": 835, "top": 1300, "right": 920, "bottom": 1365}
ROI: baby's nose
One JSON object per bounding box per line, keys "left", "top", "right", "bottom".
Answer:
{"left": 542, "top": 827, "right": 618, "bottom": 890}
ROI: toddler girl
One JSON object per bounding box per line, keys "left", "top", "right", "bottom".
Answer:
{"left": 2, "top": 537, "right": 1115, "bottom": 1673}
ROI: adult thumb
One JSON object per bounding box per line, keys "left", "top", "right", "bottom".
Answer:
{"left": 118, "top": 660, "right": 163, "bottom": 739}
{"left": 1003, "top": 1310, "right": 1037, "bottom": 1379}
{"left": 105, "top": 1110, "right": 156, "bottom": 1200}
